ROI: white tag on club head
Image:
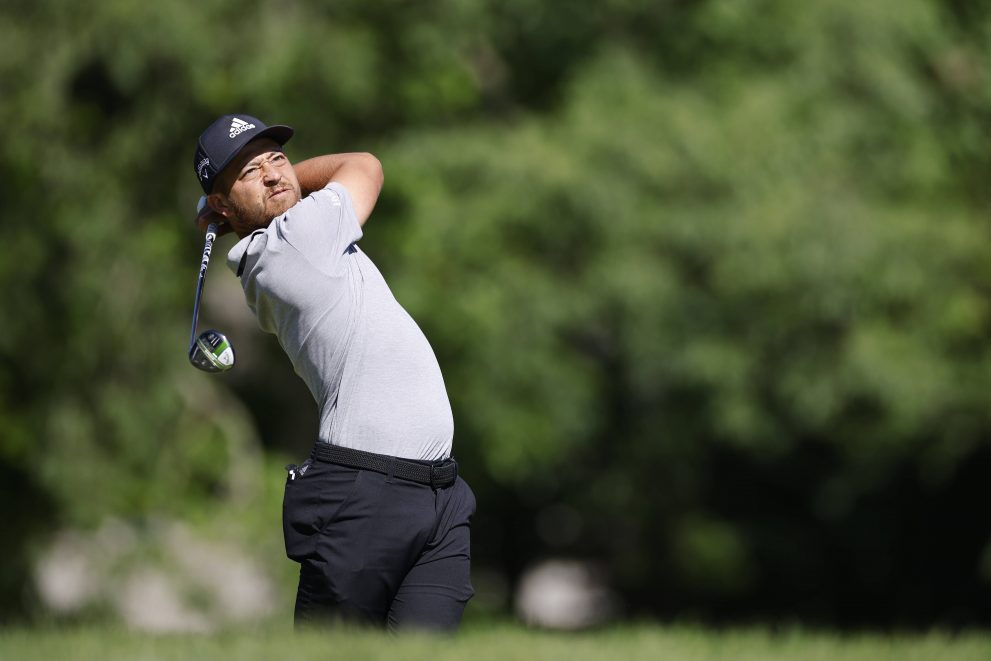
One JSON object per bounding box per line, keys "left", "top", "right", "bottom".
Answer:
{"left": 214, "top": 345, "right": 234, "bottom": 367}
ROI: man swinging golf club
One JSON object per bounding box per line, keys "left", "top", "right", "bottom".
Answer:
{"left": 190, "top": 114, "right": 475, "bottom": 631}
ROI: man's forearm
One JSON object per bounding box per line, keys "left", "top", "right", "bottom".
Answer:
{"left": 294, "top": 152, "right": 384, "bottom": 226}
{"left": 294, "top": 153, "right": 373, "bottom": 196}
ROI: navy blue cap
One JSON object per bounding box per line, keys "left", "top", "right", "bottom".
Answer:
{"left": 193, "top": 114, "right": 294, "bottom": 194}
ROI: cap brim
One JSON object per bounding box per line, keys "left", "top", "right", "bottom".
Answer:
{"left": 254, "top": 124, "right": 294, "bottom": 147}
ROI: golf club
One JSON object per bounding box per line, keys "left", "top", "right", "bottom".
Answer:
{"left": 188, "top": 199, "right": 235, "bottom": 372}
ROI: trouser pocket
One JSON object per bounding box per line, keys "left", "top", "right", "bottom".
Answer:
{"left": 282, "top": 461, "right": 363, "bottom": 563}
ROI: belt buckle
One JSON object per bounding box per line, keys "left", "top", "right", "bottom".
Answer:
{"left": 429, "top": 459, "right": 457, "bottom": 489}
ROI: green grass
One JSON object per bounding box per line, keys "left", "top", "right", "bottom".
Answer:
{"left": 1, "top": 622, "right": 989, "bottom": 661}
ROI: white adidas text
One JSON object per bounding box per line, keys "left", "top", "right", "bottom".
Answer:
{"left": 229, "top": 117, "right": 256, "bottom": 138}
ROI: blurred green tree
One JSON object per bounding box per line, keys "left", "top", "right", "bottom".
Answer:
{"left": 1, "top": 0, "right": 991, "bottom": 626}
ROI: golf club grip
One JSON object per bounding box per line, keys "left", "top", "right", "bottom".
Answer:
{"left": 203, "top": 222, "right": 218, "bottom": 261}
{"left": 188, "top": 223, "right": 219, "bottom": 351}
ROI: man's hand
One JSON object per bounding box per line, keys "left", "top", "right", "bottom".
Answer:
{"left": 194, "top": 196, "right": 233, "bottom": 236}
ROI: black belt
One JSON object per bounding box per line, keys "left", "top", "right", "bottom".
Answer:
{"left": 311, "top": 443, "right": 458, "bottom": 489}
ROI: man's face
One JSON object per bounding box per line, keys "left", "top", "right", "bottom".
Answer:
{"left": 210, "top": 137, "right": 301, "bottom": 236}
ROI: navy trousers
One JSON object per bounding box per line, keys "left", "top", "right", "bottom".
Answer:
{"left": 282, "top": 450, "right": 475, "bottom": 631}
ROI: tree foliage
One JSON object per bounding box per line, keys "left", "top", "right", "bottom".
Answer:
{"left": 2, "top": 0, "right": 991, "bottom": 625}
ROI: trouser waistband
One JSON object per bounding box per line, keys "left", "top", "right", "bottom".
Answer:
{"left": 311, "top": 443, "right": 458, "bottom": 489}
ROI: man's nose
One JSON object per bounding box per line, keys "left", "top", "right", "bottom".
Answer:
{"left": 262, "top": 162, "right": 280, "bottom": 183}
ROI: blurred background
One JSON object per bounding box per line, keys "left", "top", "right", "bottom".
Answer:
{"left": 2, "top": 0, "right": 991, "bottom": 633}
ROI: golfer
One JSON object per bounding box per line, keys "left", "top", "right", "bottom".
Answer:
{"left": 191, "top": 114, "right": 475, "bottom": 631}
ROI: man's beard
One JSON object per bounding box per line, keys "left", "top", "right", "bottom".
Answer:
{"left": 230, "top": 189, "right": 299, "bottom": 231}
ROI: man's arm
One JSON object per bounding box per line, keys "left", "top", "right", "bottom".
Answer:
{"left": 294, "top": 153, "right": 384, "bottom": 226}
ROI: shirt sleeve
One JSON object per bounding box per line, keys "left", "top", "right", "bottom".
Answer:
{"left": 278, "top": 182, "right": 363, "bottom": 269}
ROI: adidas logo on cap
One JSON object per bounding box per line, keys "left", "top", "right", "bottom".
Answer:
{"left": 229, "top": 117, "right": 256, "bottom": 138}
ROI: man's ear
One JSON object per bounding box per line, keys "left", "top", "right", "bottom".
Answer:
{"left": 207, "top": 193, "right": 231, "bottom": 217}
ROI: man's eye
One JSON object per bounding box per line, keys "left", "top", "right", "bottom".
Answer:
{"left": 272, "top": 154, "right": 286, "bottom": 162}
{"left": 242, "top": 167, "right": 258, "bottom": 177}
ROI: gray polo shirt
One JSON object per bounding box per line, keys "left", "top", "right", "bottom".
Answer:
{"left": 226, "top": 182, "right": 454, "bottom": 461}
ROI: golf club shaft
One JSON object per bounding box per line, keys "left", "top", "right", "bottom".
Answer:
{"left": 189, "top": 223, "right": 219, "bottom": 351}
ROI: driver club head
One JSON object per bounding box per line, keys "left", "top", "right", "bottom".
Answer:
{"left": 189, "top": 329, "right": 236, "bottom": 372}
